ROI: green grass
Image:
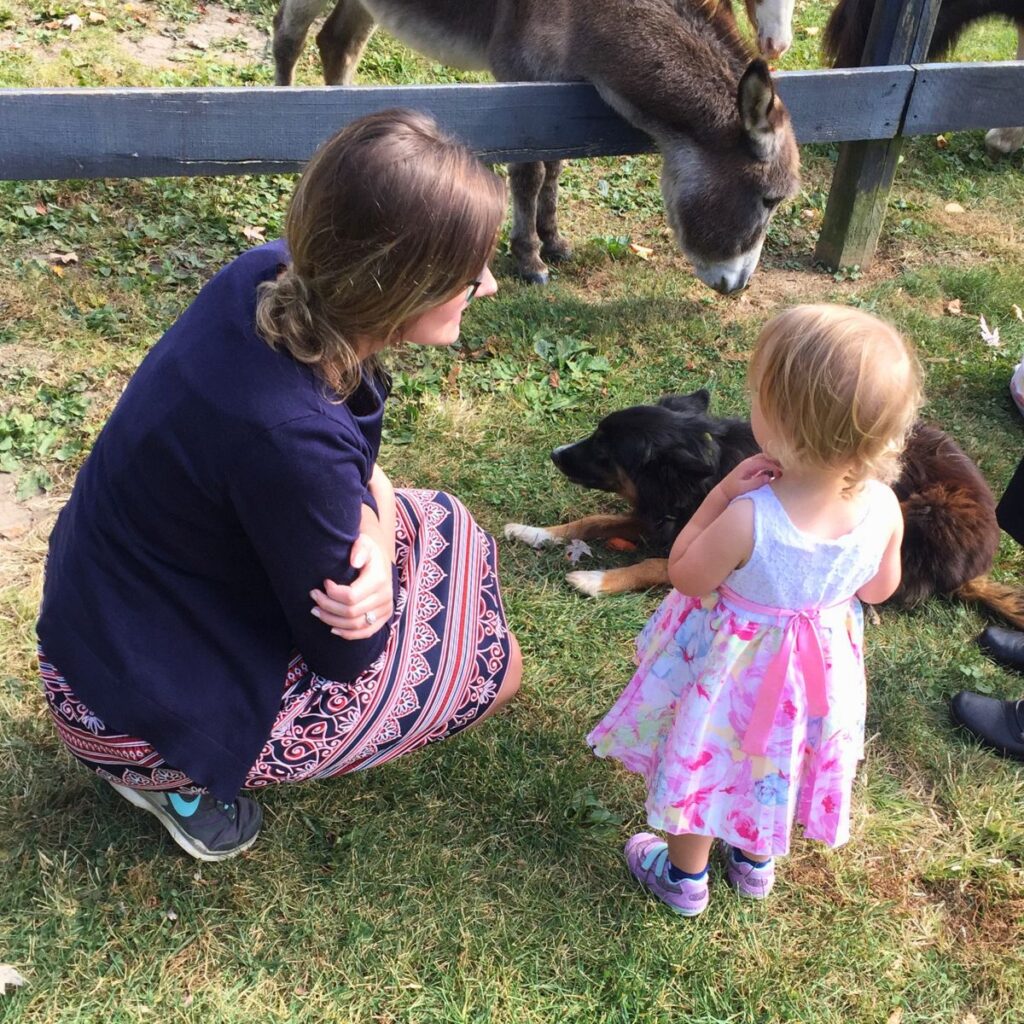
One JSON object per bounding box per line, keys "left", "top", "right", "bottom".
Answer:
{"left": 2, "top": 1, "right": 1024, "bottom": 1021}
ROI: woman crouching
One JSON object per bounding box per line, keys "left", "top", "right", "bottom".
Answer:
{"left": 37, "top": 109, "right": 521, "bottom": 860}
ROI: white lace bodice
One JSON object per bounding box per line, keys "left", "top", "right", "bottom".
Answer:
{"left": 724, "top": 480, "right": 892, "bottom": 610}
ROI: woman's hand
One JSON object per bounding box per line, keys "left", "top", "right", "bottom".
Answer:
{"left": 718, "top": 454, "right": 782, "bottom": 502}
{"left": 310, "top": 533, "right": 394, "bottom": 640}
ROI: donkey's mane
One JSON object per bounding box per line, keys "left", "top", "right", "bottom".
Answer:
{"left": 581, "top": 0, "right": 757, "bottom": 142}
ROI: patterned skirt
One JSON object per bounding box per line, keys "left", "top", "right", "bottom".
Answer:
{"left": 40, "top": 489, "right": 512, "bottom": 793}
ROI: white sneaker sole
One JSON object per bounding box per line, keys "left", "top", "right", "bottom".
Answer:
{"left": 110, "top": 782, "right": 260, "bottom": 862}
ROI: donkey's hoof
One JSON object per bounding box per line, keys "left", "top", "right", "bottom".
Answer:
{"left": 985, "top": 126, "right": 1024, "bottom": 159}
{"left": 516, "top": 268, "right": 550, "bottom": 286}
{"left": 541, "top": 240, "right": 573, "bottom": 264}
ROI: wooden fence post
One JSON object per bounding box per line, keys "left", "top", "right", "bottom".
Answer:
{"left": 814, "top": 0, "right": 941, "bottom": 271}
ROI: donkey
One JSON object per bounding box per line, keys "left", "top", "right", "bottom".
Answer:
{"left": 272, "top": 0, "right": 801, "bottom": 293}
{"left": 823, "top": 0, "right": 1024, "bottom": 157}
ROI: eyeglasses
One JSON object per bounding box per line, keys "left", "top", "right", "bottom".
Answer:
{"left": 465, "top": 278, "right": 483, "bottom": 303}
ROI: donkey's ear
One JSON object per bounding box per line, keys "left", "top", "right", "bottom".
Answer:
{"left": 738, "top": 59, "right": 781, "bottom": 160}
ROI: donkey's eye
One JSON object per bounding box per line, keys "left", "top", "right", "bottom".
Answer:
{"left": 763, "top": 196, "right": 783, "bottom": 210}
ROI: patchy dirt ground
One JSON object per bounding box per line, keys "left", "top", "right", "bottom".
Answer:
{"left": 0, "top": 0, "right": 270, "bottom": 70}
{"left": 118, "top": 2, "right": 269, "bottom": 69}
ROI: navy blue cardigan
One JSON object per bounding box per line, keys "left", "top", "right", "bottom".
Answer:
{"left": 38, "top": 240, "right": 397, "bottom": 800}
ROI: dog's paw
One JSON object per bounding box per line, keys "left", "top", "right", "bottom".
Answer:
{"left": 566, "top": 570, "right": 607, "bottom": 598}
{"left": 503, "top": 523, "right": 564, "bottom": 549}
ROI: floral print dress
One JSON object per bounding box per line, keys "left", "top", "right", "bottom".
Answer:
{"left": 587, "top": 481, "right": 892, "bottom": 857}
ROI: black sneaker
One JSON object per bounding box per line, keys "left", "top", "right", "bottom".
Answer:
{"left": 109, "top": 783, "right": 262, "bottom": 861}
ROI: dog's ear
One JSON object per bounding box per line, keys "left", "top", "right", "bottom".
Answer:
{"left": 657, "top": 389, "right": 711, "bottom": 415}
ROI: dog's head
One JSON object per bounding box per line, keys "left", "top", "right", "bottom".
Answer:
{"left": 551, "top": 390, "right": 756, "bottom": 540}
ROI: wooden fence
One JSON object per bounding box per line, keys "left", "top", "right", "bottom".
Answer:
{"left": 1, "top": 47, "right": 1021, "bottom": 269}
{"left": 2, "top": 63, "right": 1020, "bottom": 178}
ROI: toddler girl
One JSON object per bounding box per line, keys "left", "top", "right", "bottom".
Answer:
{"left": 588, "top": 304, "right": 923, "bottom": 916}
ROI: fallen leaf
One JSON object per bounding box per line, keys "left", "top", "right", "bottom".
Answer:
{"left": 548, "top": 369, "right": 560, "bottom": 389}
{"left": 565, "top": 539, "right": 593, "bottom": 564}
{"left": 50, "top": 264, "right": 65, "bottom": 278}
{"left": 47, "top": 251, "right": 78, "bottom": 264}
{"left": 887, "top": 1010, "right": 903, "bottom": 1024}
{"left": 944, "top": 201, "right": 965, "bottom": 214}
{"left": 87, "top": 11, "right": 107, "bottom": 23}
{"left": 0, "top": 965, "right": 27, "bottom": 996}
{"left": 628, "top": 242, "right": 654, "bottom": 261}
{"left": 62, "top": 13, "right": 83, "bottom": 30}
{"left": 800, "top": 207, "right": 816, "bottom": 220}
{"left": 979, "top": 314, "right": 1001, "bottom": 347}
{"left": 187, "top": 38, "right": 208, "bottom": 51}
{"left": 1013, "top": 304, "right": 1023, "bottom": 322}
{"left": 944, "top": 298, "right": 962, "bottom": 316}
{"left": 34, "top": 200, "right": 48, "bottom": 215}
{"left": 241, "top": 225, "right": 266, "bottom": 243}
{"left": 804, "top": 25, "right": 819, "bottom": 36}
{"left": 935, "top": 134, "right": 948, "bottom": 149}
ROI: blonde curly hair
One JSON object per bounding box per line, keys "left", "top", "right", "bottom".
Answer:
{"left": 749, "top": 303, "right": 924, "bottom": 490}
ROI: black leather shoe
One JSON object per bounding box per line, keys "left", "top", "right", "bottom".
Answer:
{"left": 976, "top": 626, "right": 1024, "bottom": 672}
{"left": 950, "top": 690, "right": 1024, "bottom": 761}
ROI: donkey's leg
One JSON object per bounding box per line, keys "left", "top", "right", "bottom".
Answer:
{"left": 272, "top": 0, "right": 329, "bottom": 85}
{"left": 538, "top": 160, "right": 573, "bottom": 264}
{"left": 508, "top": 161, "right": 550, "bottom": 284}
{"left": 317, "top": 0, "right": 376, "bottom": 85}
{"left": 985, "top": 25, "right": 1024, "bottom": 158}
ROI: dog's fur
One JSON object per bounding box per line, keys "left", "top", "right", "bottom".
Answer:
{"left": 505, "top": 389, "right": 1024, "bottom": 628}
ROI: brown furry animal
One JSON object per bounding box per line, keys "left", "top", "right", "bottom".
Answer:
{"left": 270, "top": 0, "right": 801, "bottom": 292}
{"left": 505, "top": 391, "right": 1024, "bottom": 628}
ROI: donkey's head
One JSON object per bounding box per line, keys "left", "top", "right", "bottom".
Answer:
{"left": 659, "top": 60, "right": 799, "bottom": 294}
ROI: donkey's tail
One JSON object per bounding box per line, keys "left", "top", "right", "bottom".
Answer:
{"left": 954, "top": 576, "right": 1024, "bottom": 631}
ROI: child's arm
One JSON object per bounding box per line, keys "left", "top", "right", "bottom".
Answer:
{"left": 855, "top": 487, "right": 904, "bottom": 604}
{"left": 668, "top": 454, "right": 780, "bottom": 597}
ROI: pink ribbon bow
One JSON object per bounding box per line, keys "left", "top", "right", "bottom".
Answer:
{"left": 719, "top": 586, "right": 833, "bottom": 758}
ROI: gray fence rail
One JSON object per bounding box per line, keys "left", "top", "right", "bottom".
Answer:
{"left": 904, "top": 61, "right": 1024, "bottom": 135}
{"left": 5, "top": 63, "right": 1017, "bottom": 181}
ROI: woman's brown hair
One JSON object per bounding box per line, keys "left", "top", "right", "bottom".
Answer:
{"left": 256, "top": 108, "right": 506, "bottom": 397}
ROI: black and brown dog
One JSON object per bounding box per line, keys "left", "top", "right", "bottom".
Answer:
{"left": 505, "top": 389, "right": 1024, "bottom": 627}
